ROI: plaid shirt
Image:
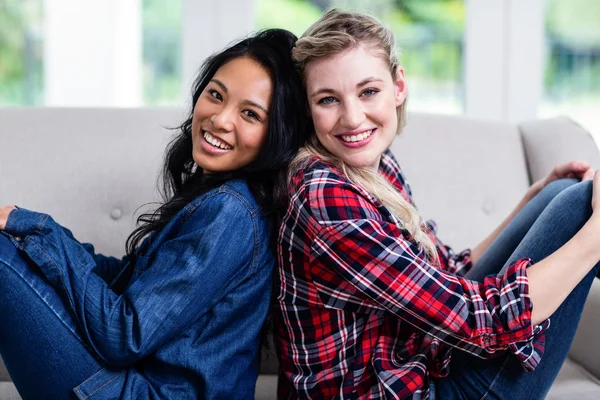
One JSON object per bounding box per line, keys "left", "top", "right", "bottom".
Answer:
{"left": 274, "top": 150, "right": 549, "bottom": 399}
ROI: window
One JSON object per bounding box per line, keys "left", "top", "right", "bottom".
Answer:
{"left": 0, "top": 0, "right": 182, "bottom": 107}
{"left": 540, "top": 0, "right": 600, "bottom": 138}
{"left": 256, "top": 0, "right": 465, "bottom": 114}
{"left": 142, "top": 0, "right": 182, "bottom": 106}
{"left": 0, "top": 0, "right": 44, "bottom": 106}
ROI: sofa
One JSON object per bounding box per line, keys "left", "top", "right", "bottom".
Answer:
{"left": 0, "top": 108, "right": 599, "bottom": 399}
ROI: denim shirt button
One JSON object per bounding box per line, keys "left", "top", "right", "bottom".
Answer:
{"left": 110, "top": 208, "right": 123, "bottom": 221}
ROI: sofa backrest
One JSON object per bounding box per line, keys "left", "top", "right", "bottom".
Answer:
{"left": 1, "top": 108, "right": 599, "bottom": 380}
{"left": 0, "top": 109, "right": 536, "bottom": 255}
{"left": 0, "top": 108, "right": 184, "bottom": 257}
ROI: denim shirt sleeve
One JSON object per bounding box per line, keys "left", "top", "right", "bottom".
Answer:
{"left": 57, "top": 222, "right": 128, "bottom": 284}
{"left": 4, "top": 194, "right": 256, "bottom": 366}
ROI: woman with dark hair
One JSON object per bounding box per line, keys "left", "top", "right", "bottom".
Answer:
{"left": 0, "top": 28, "right": 307, "bottom": 399}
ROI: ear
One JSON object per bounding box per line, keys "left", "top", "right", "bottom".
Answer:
{"left": 393, "top": 66, "right": 408, "bottom": 107}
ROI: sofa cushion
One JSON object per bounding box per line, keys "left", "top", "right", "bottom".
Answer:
{"left": 0, "top": 382, "right": 20, "bottom": 400}
{"left": 546, "top": 357, "right": 600, "bottom": 400}
{"left": 568, "top": 276, "right": 600, "bottom": 380}
{"left": 255, "top": 374, "right": 277, "bottom": 400}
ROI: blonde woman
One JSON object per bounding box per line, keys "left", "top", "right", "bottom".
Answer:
{"left": 274, "top": 9, "right": 600, "bottom": 400}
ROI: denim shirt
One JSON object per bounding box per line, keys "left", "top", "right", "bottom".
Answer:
{"left": 4, "top": 179, "right": 274, "bottom": 399}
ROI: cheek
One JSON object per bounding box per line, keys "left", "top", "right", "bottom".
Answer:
{"left": 191, "top": 99, "right": 205, "bottom": 126}
{"left": 240, "top": 126, "right": 268, "bottom": 154}
{"left": 372, "top": 96, "right": 398, "bottom": 126}
{"left": 311, "top": 108, "right": 336, "bottom": 135}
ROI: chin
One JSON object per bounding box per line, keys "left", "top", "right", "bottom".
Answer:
{"left": 341, "top": 154, "right": 378, "bottom": 169}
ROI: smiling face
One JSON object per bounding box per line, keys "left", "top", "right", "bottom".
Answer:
{"left": 304, "top": 44, "right": 407, "bottom": 170}
{"left": 191, "top": 56, "right": 273, "bottom": 174}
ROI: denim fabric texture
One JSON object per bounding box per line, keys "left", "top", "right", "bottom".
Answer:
{"left": 436, "top": 179, "right": 600, "bottom": 400}
{"left": 0, "top": 178, "right": 273, "bottom": 399}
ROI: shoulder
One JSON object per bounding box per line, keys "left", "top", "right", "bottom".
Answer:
{"left": 177, "top": 180, "right": 260, "bottom": 236}
{"left": 187, "top": 178, "right": 261, "bottom": 219}
{"left": 290, "top": 157, "right": 382, "bottom": 224}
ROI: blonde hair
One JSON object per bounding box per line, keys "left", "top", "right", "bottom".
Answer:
{"left": 291, "top": 9, "right": 438, "bottom": 262}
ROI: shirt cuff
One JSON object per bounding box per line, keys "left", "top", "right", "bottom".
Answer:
{"left": 4, "top": 206, "right": 50, "bottom": 238}
{"left": 489, "top": 258, "right": 549, "bottom": 371}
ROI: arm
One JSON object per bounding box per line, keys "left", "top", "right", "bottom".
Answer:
{"left": 59, "top": 223, "right": 129, "bottom": 284}
{"left": 304, "top": 169, "right": 599, "bottom": 370}
{"left": 528, "top": 173, "right": 600, "bottom": 324}
{"left": 0, "top": 205, "right": 127, "bottom": 283}
{"left": 471, "top": 160, "right": 595, "bottom": 264}
{"left": 2, "top": 194, "right": 255, "bottom": 366}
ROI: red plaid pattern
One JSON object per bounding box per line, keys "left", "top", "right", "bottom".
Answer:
{"left": 274, "top": 150, "right": 549, "bottom": 399}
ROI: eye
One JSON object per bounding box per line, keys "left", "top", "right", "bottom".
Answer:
{"left": 360, "top": 88, "right": 380, "bottom": 98}
{"left": 243, "top": 109, "right": 261, "bottom": 121}
{"left": 208, "top": 89, "right": 223, "bottom": 101}
{"left": 317, "top": 96, "right": 338, "bottom": 105}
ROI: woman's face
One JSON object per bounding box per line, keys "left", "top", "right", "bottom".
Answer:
{"left": 304, "top": 44, "right": 407, "bottom": 170}
{"left": 191, "top": 56, "right": 273, "bottom": 174}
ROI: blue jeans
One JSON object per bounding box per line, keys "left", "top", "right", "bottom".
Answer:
{"left": 435, "top": 179, "right": 600, "bottom": 399}
{"left": 0, "top": 233, "right": 103, "bottom": 399}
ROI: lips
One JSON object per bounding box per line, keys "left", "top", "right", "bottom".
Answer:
{"left": 338, "top": 128, "right": 374, "bottom": 143}
{"left": 203, "top": 130, "right": 233, "bottom": 150}
{"left": 334, "top": 128, "right": 377, "bottom": 148}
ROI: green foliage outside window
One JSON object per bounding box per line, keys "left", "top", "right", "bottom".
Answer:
{"left": 142, "top": 0, "right": 182, "bottom": 105}
{"left": 0, "top": 0, "right": 43, "bottom": 106}
{"left": 0, "top": 0, "right": 598, "bottom": 108}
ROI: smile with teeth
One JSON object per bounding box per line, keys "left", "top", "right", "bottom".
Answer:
{"left": 204, "top": 131, "right": 233, "bottom": 150}
{"left": 339, "top": 129, "right": 374, "bottom": 143}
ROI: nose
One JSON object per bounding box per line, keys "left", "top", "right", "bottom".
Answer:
{"left": 339, "top": 98, "right": 365, "bottom": 130}
{"left": 211, "top": 107, "right": 235, "bottom": 132}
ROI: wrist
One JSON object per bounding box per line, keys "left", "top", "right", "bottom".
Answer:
{"left": 526, "top": 181, "right": 544, "bottom": 201}
{"left": 523, "top": 188, "right": 538, "bottom": 204}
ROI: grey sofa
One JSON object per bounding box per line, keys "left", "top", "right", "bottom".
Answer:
{"left": 1, "top": 108, "right": 599, "bottom": 399}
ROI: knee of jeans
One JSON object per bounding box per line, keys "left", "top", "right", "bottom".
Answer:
{"left": 548, "top": 180, "right": 593, "bottom": 217}
{"left": 539, "top": 178, "right": 579, "bottom": 200}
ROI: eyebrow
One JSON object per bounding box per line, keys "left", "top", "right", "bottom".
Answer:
{"left": 310, "top": 77, "right": 384, "bottom": 98}
{"left": 210, "top": 79, "right": 269, "bottom": 115}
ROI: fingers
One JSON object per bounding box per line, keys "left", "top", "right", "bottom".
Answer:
{"left": 0, "top": 206, "right": 16, "bottom": 231}
{"left": 554, "top": 160, "right": 589, "bottom": 175}
{"left": 581, "top": 167, "right": 595, "bottom": 181}
{"left": 553, "top": 160, "right": 594, "bottom": 181}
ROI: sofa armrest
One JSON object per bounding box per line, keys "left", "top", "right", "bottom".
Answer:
{"left": 569, "top": 277, "right": 600, "bottom": 380}
{"left": 519, "top": 117, "right": 600, "bottom": 183}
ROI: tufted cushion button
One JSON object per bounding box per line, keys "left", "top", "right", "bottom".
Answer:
{"left": 482, "top": 199, "right": 495, "bottom": 215}
{"left": 110, "top": 208, "right": 123, "bottom": 221}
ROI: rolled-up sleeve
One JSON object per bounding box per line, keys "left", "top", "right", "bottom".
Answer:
{"left": 306, "top": 175, "right": 547, "bottom": 371}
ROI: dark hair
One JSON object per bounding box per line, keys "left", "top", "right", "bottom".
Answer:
{"left": 125, "top": 29, "right": 307, "bottom": 259}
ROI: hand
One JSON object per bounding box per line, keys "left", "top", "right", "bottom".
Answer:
{"left": 0, "top": 206, "right": 17, "bottom": 230}
{"left": 528, "top": 160, "right": 595, "bottom": 200}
